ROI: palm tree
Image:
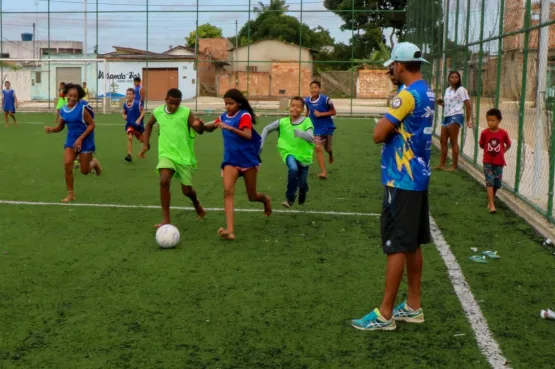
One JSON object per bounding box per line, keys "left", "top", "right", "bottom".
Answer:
{"left": 352, "top": 42, "right": 391, "bottom": 69}
{"left": 253, "top": 0, "right": 289, "bottom": 14}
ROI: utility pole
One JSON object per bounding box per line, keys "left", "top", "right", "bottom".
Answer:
{"left": 84, "top": 0, "right": 87, "bottom": 57}
{"left": 33, "top": 22, "right": 36, "bottom": 60}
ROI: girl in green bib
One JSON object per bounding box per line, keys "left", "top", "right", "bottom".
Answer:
{"left": 260, "top": 96, "right": 315, "bottom": 208}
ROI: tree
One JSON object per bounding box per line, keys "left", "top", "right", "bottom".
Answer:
{"left": 237, "top": 1, "right": 334, "bottom": 51}
{"left": 0, "top": 61, "right": 20, "bottom": 70}
{"left": 186, "top": 23, "right": 223, "bottom": 48}
{"left": 404, "top": 0, "right": 443, "bottom": 55}
{"left": 353, "top": 41, "right": 391, "bottom": 68}
{"left": 253, "top": 0, "right": 289, "bottom": 14}
{"left": 322, "top": 0, "right": 386, "bottom": 60}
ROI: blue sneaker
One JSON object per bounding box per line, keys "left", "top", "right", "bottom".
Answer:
{"left": 351, "top": 308, "right": 397, "bottom": 331}
{"left": 392, "top": 301, "right": 425, "bottom": 323}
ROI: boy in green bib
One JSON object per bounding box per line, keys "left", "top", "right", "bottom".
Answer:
{"left": 261, "top": 96, "right": 315, "bottom": 208}
{"left": 139, "top": 88, "right": 206, "bottom": 228}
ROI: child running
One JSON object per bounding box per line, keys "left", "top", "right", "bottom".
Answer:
{"left": 2, "top": 81, "right": 17, "bottom": 127}
{"left": 54, "top": 82, "right": 67, "bottom": 124}
{"left": 203, "top": 88, "right": 272, "bottom": 240}
{"left": 138, "top": 88, "right": 205, "bottom": 228}
{"left": 260, "top": 96, "right": 315, "bottom": 208}
{"left": 123, "top": 88, "right": 146, "bottom": 162}
{"left": 479, "top": 108, "right": 511, "bottom": 214}
{"left": 45, "top": 83, "right": 102, "bottom": 202}
{"left": 305, "top": 80, "right": 337, "bottom": 179}
{"left": 133, "top": 77, "right": 145, "bottom": 107}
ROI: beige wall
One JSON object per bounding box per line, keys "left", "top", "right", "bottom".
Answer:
{"left": 229, "top": 40, "right": 313, "bottom": 73}
{"left": 218, "top": 61, "right": 312, "bottom": 97}
{"left": 357, "top": 69, "right": 391, "bottom": 99}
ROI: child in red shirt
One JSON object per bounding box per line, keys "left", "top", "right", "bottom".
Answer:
{"left": 479, "top": 108, "right": 511, "bottom": 213}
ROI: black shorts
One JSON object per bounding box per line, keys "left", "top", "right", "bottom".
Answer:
{"left": 380, "top": 186, "right": 431, "bottom": 254}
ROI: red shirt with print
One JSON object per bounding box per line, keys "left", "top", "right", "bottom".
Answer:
{"left": 479, "top": 128, "right": 511, "bottom": 166}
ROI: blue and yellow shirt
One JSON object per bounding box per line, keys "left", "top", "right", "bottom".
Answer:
{"left": 382, "top": 79, "right": 435, "bottom": 191}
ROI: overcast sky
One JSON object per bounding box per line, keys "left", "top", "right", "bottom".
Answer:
{"left": 2, "top": 0, "right": 352, "bottom": 54}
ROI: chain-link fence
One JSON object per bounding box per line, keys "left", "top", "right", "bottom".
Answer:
{"left": 407, "top": 0, "right": 555, "bottom": 221}
{"left": 0, "top": 0, "right": 404, "bottom": 117}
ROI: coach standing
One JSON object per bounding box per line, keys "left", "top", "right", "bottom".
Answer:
{"left": 352, "top": 42, "right": 435, "bottom": 331}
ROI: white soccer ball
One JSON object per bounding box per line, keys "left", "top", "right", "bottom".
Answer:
{"left": 156, "top": 224, "right": 180, "bottom": 249}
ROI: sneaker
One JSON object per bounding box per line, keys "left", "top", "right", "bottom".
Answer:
{"left": 125, "top": 154, "right": 132, "bottom": 163}
{"left": 351, "top": 308, "right": 397, "bottom": 331}
{"left": 392, "top": 301, "right": 425, "bottom": 323}
{"left": 298, "top": 192, "right": 306, "bottom": 205}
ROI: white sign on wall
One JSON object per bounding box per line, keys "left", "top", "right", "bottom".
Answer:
{"left": 97, "top": 61, "right": 196, "bottom": 100}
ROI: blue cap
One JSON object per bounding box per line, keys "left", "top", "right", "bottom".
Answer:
{"left": 383, "top": 42, "right": 429, "bottom": 67}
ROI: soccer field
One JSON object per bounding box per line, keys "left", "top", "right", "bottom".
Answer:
{"left": 0, "top": 114, "right": 554, "bottom": 369}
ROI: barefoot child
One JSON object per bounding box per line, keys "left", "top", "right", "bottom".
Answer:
{"left": 260, "top": 96, "right": 315, "bottom": 208}
{"left": 479, "top": 108, "right": 511, "bottom": 213}
{"left": 2, "top": 81, "right": 17, "bottom": 127}
{"left": 139, "top": 88, "right": 205, "bottom": 228}
{"left": 203, "top": 88, "right": 272, "bottom": 240}
{"left": 305, "top": 80, "right": 336, "bottom": 179}
{"left": 45, "top": 83, "right": 102, "bottom": 202}
{"left": 123, "top": 88, "right": 146, "bottom": 162}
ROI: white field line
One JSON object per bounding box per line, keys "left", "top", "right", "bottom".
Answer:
{"left": 0, "top": 200, "right": 380, "bottom": 217}
{"left": 23, "top": 117, "right": 375, "bottom": 128}
{"left": 24, "top": 121, "right": 124, "bottom": 127}
{"left": 430, "top": 216, "right": 510, "bottom": 369}
{"left": 0, "top": 199, "right": 509, "bottom": 367}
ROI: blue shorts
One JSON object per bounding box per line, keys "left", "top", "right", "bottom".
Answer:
{"left": 3, "top": 107, "right": 15, "bottom": 114}
{"left": 442, "top": 114, "right": 464, "bottom": 127}
{"left": 484, "top": 163, "right": 503, "bottom": 189}
{"left": 65, "top": 133, "right": 96, "bottom": 153}
{"left": 125, "top": 122, "right": 145, "bottom": 134}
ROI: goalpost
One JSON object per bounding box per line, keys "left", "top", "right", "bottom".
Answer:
{"left": 0, "top": 58, "right": 109, "bottom": 114}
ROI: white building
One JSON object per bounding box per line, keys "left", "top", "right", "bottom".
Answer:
{"left": 0, "top": 40, "right": 83, "bottom": 60}
{"left": 98, "top": 46, "right": 197, "bottom": 101}
{"left": 0, "top": 38, "right": 85, "bottom": 101}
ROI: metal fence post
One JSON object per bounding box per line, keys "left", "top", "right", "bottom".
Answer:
{"left": 494, "top": 0, "right": 505, "bottom": 108}
{"left": 515, "top": 0, "right": 533, "bottom": 193}
{"left": 460, "top": 0, "right": 471, "bottom": 152}
{"left": 548, "top": 103, "right": 555, "bottom": 219}
{"left": 472, "top": 0, "right": 487, "bottom": 164}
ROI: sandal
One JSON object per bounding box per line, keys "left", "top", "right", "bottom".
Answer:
{"left": 468, "top": 255, "right": 488, "bottom": 263}
{"left": 482, "top": 251, "right": 501, "bottom": 259}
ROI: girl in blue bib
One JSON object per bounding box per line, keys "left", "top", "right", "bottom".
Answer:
{"left": 2, "top": 81, "right": 17, "bottom": 127}
{"left": 45, "top": 83, "right": 102, "bottom": 203}
{"left": 203, "top": 89, "right": 272, "bottom": 240}
{"left": 305, "top": 80, "right": 337, "bottom": 179}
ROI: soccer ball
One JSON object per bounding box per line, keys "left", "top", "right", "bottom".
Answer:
{"left": 155, "top": 224, "right": 180, "bottom": 249}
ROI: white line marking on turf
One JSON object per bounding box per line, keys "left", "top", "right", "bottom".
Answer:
{"left": 0, "top": 200, "right": 380, "bottom": 217}
{"left": 25, "top": 122, "right": 124, "bottom": 127}
{"left": 430, "top": 216, "right": 510, "bottom": 369}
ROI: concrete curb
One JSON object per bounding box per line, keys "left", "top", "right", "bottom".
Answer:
{"left": 432, "top": 136, "right": 555, "bottom": 241}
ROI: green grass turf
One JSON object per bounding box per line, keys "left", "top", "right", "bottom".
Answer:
{"left": 0, "top": 113, "right": 552, "bottom": 368}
